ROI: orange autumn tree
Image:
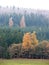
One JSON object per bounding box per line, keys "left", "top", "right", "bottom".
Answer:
{"left": 22, "top": 32, "right": 38, "bottom": 49}
{"left": 31, "top": 31, "right": 38, "bottom": 46}
{"left": 22, "top": 32, "right": 32, "bottom": 49}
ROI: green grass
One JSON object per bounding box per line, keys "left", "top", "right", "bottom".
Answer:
{"left": 0, "top": 59, "right": 49, "bottom": 65}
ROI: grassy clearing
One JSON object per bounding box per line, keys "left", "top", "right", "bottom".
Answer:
{"left": 0, "top": 59, "right": 49, "bottom": 65}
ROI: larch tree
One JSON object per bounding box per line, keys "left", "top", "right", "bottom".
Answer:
{"left": 20, "top": 16, "right": 26, "bottom": 28}
{"left": 22, "top": 32, "right": 38, "bottom": 49}
{"left": 9, "top": 17, "right": 13, "bottom": 27}
{"left": 31, "top": 31, "right": 38, "bottom": 46}
{"left": 22, "top": 32, "right": 32, "bottom": 49}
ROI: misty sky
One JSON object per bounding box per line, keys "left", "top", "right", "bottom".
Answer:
{"left": 0, "top": 0, "right": 49, "bottom": 10}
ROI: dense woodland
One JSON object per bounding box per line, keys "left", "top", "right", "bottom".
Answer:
{"left": 0, "top": 7, "right": 49, "bottom": 59}
{"left": 0, "top": 12, "right": 49, "bottom": 27}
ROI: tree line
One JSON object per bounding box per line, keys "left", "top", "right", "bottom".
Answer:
{"left": 0, "top": 29, "right": 49, "bottom": 59}
{"left": 0, "top": 11, "right": 49, "bottom": 27}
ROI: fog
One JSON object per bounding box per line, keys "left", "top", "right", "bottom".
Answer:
{"left": 0, "top": 0, "right": 49, "bottom": 10}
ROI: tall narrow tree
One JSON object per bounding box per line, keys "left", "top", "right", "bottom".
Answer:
{"left": 9, "top": 17, "right": 13, "bottom": 27}
{"left": 20, "top": 16, "right": 26, "bottom": 28}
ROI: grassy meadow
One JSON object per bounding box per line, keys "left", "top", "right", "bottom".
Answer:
{"left": 0, "top": 59, "right": 49, "bottom": 65}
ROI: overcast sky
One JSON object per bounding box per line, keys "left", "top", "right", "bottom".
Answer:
{"left": 0, "top": 0, "right": 49, "bottom": 10}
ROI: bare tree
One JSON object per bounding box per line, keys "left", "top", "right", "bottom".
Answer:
{"left": 9, "top": 17, "right": 13, "bottom": 27}
{"left": 20, "top": 16, "right": 26, "bottom": 28}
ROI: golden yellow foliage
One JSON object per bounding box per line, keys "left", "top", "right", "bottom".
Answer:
{"left": 22, "top": 33, "right": 32, "bottom": 49}
{"left": 22, "top": 32, "right": 38, "bottom": 49}
{"left": 31, "top": 32, "right": 38, "bottom": 45}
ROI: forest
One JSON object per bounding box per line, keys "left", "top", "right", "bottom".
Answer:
{"left": 0, "top": 27, "right": 49, "bottom": 59}
{"left": 0, "top": 8, "right": 49, "bottom": 59}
